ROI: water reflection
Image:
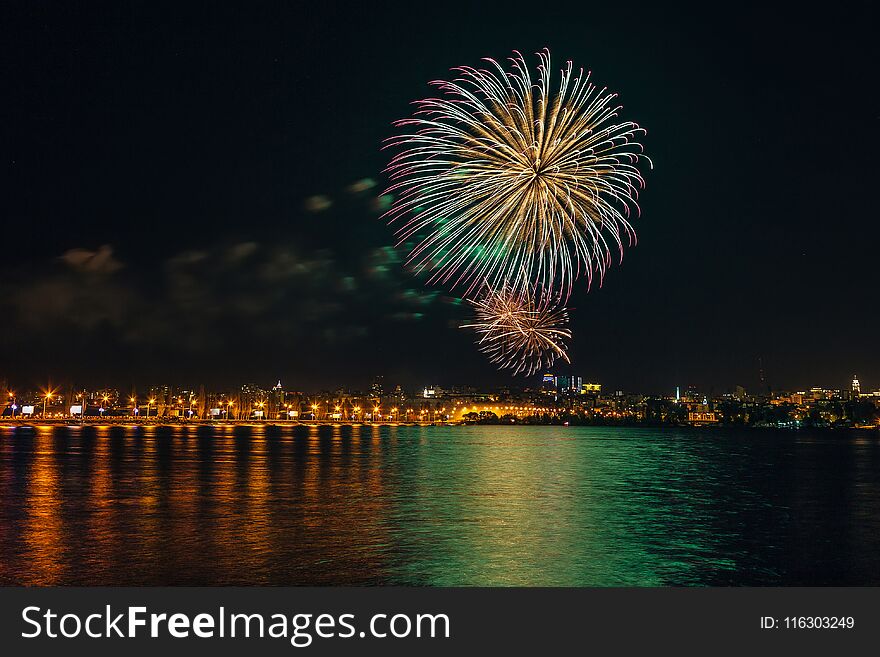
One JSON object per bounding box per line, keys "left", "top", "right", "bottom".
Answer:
{"left": 1, "top": 425, "right": 878, "bottom": 585}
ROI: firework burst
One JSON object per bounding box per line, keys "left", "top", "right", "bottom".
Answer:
{"left": 462, "top": 285, "right": 571, "bottom": 376}
{"left": 384, "top": 48, "right": 650, "bottom": 301}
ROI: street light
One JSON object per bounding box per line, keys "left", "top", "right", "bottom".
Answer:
{"left": 42, "top": 390, "right": 54, "bottom": 419}
{"left": 147, "top": 398, "right": 156, "bottom": 419}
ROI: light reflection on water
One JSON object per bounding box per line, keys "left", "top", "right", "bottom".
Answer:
{"left": 1, "top": 425, "right": 879, "bottom": 586}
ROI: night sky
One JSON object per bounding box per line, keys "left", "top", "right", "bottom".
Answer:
{"left": 3, "top": 1, "right": 878, "bottom": 394}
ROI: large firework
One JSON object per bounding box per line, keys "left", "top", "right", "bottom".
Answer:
{"left": 384, "top": 48, "right": 650, "bottom": 301}
{"left": 462, "top": 285, "right": 571, "bottom": 376}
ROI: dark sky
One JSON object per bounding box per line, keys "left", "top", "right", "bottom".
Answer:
{"left": 2, "top": 1, "right": 878, "bottom": 394}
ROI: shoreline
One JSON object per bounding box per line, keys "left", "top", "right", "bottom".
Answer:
{"left": 0, "top": 419, "right": 451, "bottom": 429}
{"left": 1, "top": 420, "right": 877, "bottom": 431}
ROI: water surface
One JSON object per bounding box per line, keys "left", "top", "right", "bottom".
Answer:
{"left": 1, "top": 424, "right": 878, "bottom": 585}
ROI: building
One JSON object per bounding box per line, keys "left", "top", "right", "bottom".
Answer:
{"left": 688, "top": 410, "right": 719, "bottom": 424}
{"left": 423, "top": 385, "right": 442, "bottom": 398}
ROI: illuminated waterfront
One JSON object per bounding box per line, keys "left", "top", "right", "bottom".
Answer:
{"left": 2, "top": 424, "right": 879, "bottom": 586}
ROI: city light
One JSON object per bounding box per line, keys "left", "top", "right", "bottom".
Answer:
{"left": 41, "top": 387, "right": 57, "bottom": 418}
{"left": 1, "top": 377, "right": 876, "bottom": 428}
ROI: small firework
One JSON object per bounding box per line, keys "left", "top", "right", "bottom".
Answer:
{"left": 462, "top": 285, "right": 571, "bottom": 376}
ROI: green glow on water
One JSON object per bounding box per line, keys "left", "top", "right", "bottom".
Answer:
{"left": 385, "top": 426, "right": 739, "bottom": 585}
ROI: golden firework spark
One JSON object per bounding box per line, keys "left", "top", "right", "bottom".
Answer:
{"left": 384, "top": 48, "right": 650, "bottom": 301}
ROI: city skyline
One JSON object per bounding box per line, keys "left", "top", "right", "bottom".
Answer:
{"left": 4, "top": 370, "right": 877, "bottom": 430}
{"left": 3, "top": 369, "right": 876, "bottom": 410}
{"left": 1, "top": 369, "right": 876, "bottom": 401}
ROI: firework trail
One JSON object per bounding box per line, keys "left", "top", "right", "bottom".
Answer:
{"left": 461, "top": 284, "right": 571, "bottom": 376}
{"left": 384, "top": 48, "right": 650, "bottom": 302}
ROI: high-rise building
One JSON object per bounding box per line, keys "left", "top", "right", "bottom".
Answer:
{"left": 272, "top": 380, "right": 285, "bottom": 417}
{"left": 553, "top": 375, "right": 583, "bottom": 396}
{"left": 852, "top": 375, "right": 861, "bottom": 399}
